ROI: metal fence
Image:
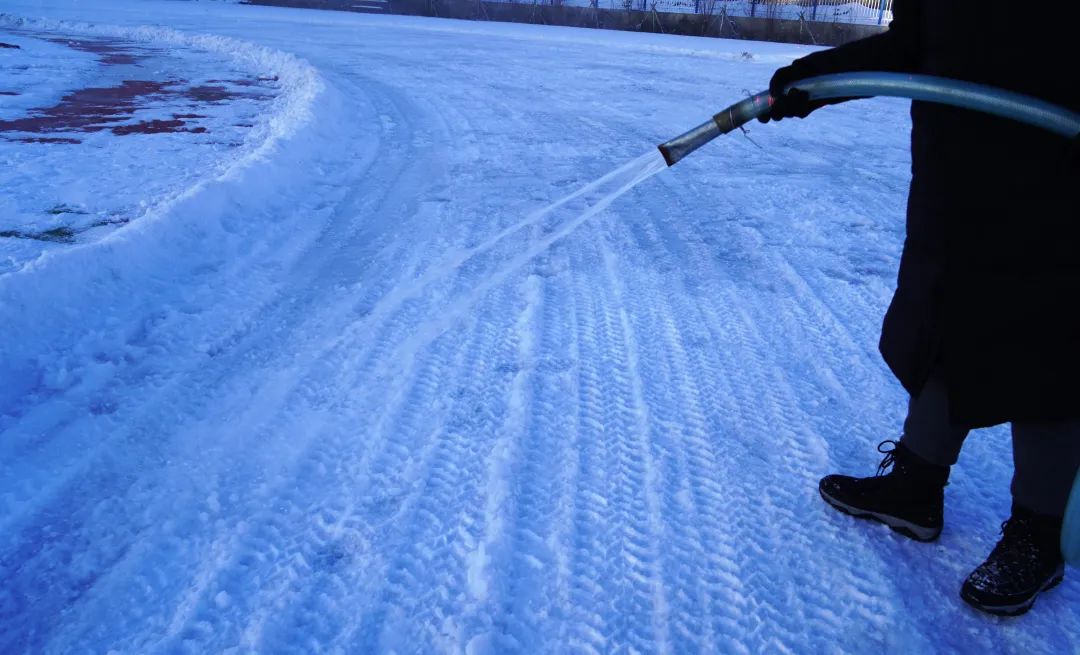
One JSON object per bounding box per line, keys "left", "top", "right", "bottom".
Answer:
{"left": 727, "top": 0, "right": 895, "bottom": 25}
{"left": 553, "top": 0, "right": 894, "bottom": 25}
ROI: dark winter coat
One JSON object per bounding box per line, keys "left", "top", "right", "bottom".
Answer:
{"left": 791, "top": 0, "right": 1079, "bottom": 427}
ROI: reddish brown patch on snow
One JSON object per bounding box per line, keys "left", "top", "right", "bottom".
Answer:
{"left": 0, "top": 77, "right": 272, "bottom": 136}
{"left": 0, "top": 42, "right": 20, "bottom": 50}
{"left": 0, "top": 35, "right": 274, "bottom": 139}
{"left": 0, "top": 80, "right": 175, "bottom": 134}
{"left": 181, "top": 84, "right": 270, "bottom": 103}
{"left": 112, "top": 119, "right": 186, "bottom": 135}
{"left": 113, "top": 120, "right": 208, "bottom": 135}
{"left": 0, "top": 91, "right": 18, "bottom": 96}
{"left": 185, "top": 85, "right": 231, "bottom": 103}
{"left": 50, "top": 37, "right": 139, "bottom": 65}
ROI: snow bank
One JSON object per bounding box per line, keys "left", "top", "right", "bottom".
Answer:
{"left": 0, "top": 13, "right": 323, "bottom": 187}
{"left": 0, "top": 14, "right": 326, "bottom": 416}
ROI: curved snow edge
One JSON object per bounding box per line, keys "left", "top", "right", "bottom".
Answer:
{"left": 0, "top": 14, "right": 333, "bottom": 412}
{"left": 0, "top": 13, "right": 325, "bottom": 245}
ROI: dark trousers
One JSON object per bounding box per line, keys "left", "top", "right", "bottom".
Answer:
{"left": 899, "top": 376, "right": 1080, "bottom": 517}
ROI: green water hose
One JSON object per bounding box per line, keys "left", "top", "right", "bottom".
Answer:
{"left": 658, "top": 72, "right": 1080, "bottom": 167}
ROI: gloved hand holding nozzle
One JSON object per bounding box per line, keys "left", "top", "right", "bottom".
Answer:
{"left": 758, "top": 62, "right": 855, "bottom": 123}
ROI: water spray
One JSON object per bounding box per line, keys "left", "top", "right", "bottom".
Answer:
{"left": 360, "top": 72, "right": 1078, "bottom": 405}
{"left": 658, "top": 72, "right": 1080, "bottom": 167}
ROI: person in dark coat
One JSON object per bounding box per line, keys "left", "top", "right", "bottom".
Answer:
{"left": 759, "top": 0, "right": 1079, "bottom": 616}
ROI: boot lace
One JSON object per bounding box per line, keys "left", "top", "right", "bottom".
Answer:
{"left": 876, "top": 439, "right": 900, "bottom": 477}
{"left": 998, "top": 515, "right": 1037, "bottom": 547}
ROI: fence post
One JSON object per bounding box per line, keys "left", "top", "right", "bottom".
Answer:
{"left": 798, "top": 12, "right": 818, "bottom": 45}
{"left": 812, "top": 0, "right": 818, "bottom": 21}
{"left": 877, "top": 0, "right": 887, "bottom": 25}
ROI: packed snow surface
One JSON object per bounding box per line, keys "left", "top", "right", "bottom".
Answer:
{"left": 0, "top": 1, "right": 1075, "bottom": 653}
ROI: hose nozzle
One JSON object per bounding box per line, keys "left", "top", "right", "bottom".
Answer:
{"left": 656, "top": 72, "right": 1080, "bottom": 167}
{"left": 658, "top": 90, "right": 772, "bottom": 167}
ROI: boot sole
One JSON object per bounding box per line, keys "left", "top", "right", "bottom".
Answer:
{"left": 960, "top": 564, "right": 1065, "bottom": 617}
{"left": 819, "top": 485, "right": 942, "bottom": 542}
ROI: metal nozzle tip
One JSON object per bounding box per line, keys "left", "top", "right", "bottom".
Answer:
{"left": 657, "top": 144, "right": 677, "bottom": 167}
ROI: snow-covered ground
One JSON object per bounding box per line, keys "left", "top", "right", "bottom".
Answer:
{"left": 0, "top": 1, "right": 1074, "bottom": 653}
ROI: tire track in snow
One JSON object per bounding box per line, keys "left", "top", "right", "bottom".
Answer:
{"left": 554, "top": 225, "right": 673, "bottom": 654}
{"left": 562, "top": 264, "right": 617, "bottom": 655}
{"left": 637, "top": 176, "right": 918, "bottom": 650}
{"left": 336, "top": 283, "right": 526, "bottom": 652}
{"left": 451, "top": 272, "right": 544, "bottom": 651}
{"left": 597, "top": 214, "right": 752, "bottom": 652}
{"left": 496, "top": 246, "right": 582, "bottom": 650}
{"left": 597, "top": 227, "right": 674, "bottom": 654}
{"left": 567, "top": 159, "right": 900, "bottom": 649}
{"left": 231, "top": 333, "right": 467, "bottom": 654}
{"left": 308, "top": 98, "right": 656, "bottom": 652}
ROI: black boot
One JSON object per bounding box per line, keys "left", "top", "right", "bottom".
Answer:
{"left": 960, "top": 505, "right": 1065, "bottom": 616}
{"left": 819, "top": 440, "right": 949, "bottom": 542}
